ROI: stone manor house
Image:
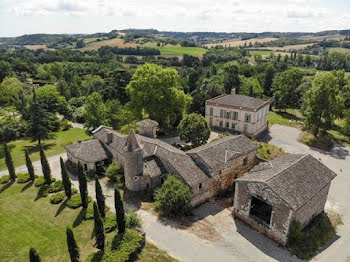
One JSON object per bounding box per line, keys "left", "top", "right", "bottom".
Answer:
{"left": 205, "top": 89, "right": 270, "bottom": 138}
{"left": 65, "top": 119, "right": 336, "bottom": 245}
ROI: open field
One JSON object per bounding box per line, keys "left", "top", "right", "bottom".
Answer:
{"left": 205, "top": 37, "right": 278, "bottom": 48}
{"left": 329, "top": 47, "right": 350, "bottom": 54}
{"left": 252, "top": 43, "right": 315, "bottom": 52}
{"left": 24, "top": 44, "right": 49, "bottom": 50}
{"left": 81, "top": 38, "right": 138, "bottom": 51}
{"left": 0, "top": 128, "right": 91, "bottom": 171}
{"left": 159, "top": 45, "right": 207, "bottom": 56}
{"left": 299, "top": 34, "right": 345, "bottom": 41}
{"left": 268, "top": 108, "right": 303, "bottom": 128}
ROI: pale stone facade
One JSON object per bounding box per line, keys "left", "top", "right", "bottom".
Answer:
{"left": 205, "top": 91, "right": 270, "bottom": 137}
{"left": 234, "top": 154, "right": 337, "bottom": 245}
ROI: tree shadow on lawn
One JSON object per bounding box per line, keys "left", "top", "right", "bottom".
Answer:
{"left": 274, "top": 110, "right": 302, "bottom": 122}
{"left": 55, "top": 198, "right": 69, "bottom": 217}
{"left": 21, "top": 180, "right": 34, "bottom": 192}
{"left": 0, "top": 180, "right": 15, "bottom": 194}
{"left": 23, "top": 143, "right": 56, "bottom": 155}
{"left": 73, "top": 208, "right": 86, "bottom": 228}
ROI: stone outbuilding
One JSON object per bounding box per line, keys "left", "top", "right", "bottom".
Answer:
{"left": 233, "top": 154, "right": 337, "bottom": 245}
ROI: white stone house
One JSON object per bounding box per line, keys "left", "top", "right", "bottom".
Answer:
{"left": 205, "top": 90, "right": 270, "bottom": 138}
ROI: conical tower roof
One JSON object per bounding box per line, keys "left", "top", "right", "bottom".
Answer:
{"left": 125, "top": 128, "right": 143, "bottom": 152}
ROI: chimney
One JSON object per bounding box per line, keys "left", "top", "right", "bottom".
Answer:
{"left": 231, "top": 88, "right": 236, "bottom": 95}
{"left": 78, "top": 140, "right": 81, "bottom": 144}
{"left": 107, "top": 132, "right": 113, "bottom": 144}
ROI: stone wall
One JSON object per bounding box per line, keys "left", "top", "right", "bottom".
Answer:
{"left": 233, "top": 181, "right": 293, "bottom": 245}
{"left": 294, "top": 183, "right": 330, "bottom": 228}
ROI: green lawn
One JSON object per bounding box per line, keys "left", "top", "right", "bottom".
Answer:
{"left": 0, "top": 128, "right": 91, "bottom": 171}
{"left": 268, "top": 109, "right": 303, "bottom": 127}
{"left": 0, "top": 183, "right": 96, "bottom": 261}
{"left": 0, "top": 183, "right": 178, "bottom": 262}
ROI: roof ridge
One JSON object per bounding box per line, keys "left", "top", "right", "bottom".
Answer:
{"left": 265, "top": 154, "right": 307, "bottom": 183}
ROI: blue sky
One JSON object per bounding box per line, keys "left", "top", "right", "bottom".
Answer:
{"left": 0, "top": 0, "right": 350, "bottom": 37}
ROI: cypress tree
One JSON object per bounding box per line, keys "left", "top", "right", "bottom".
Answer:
{"left": 60, "top": 157, "right": 72, "bottom": 198}
{"left": 29, "top": 248, "right": 41, "bottom": 262}
{"left": 77, "top": 162, "right": 88, "bottom": 208}
{"left": 66, "top": 227, "right": 80, "bottom": 262}
{"left": 39, "top": 147, "right": 51, "bottom": 184}
{"left": 114, "top": 188, "right": 126, "bottom": 233}
{"left": 95, "top": 177, "right": 105, "bottom": 218}
{"left": 93, "top": 202, "right": 105, "bottom": 250}
{"left": 25, "top": 150, "right": 35, "bottom": 180}
{"left": 4, "top": 143, "right": 16, "bottom": 181}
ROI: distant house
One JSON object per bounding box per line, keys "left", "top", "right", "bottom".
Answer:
{"left": 205, "top": 89, "right": 270, "bottom": 138}
{"left": 234, "top": 154, "right": 337, "bottom": 245}
{"left": 65, "top": 119, "right": 258, "bottom": 206}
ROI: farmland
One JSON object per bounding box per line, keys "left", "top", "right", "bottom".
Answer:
{"left": 80, "top": 37, "right": 138, "bottom": 51}
{"left": 204, "top": 37, "right": 278, "bottom": 48}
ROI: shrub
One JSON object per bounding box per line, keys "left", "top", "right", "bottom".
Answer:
{"left": 85, "top": 229, "right": 144, "bottom": 262}
{"left": 0, "top": 175, "right": 10, "bottom": 184}
{"left": 253, "top": 141, "right": 285, "bottom": 160}
{"left": 288, "top": 213, "right": 336, "bottom": 260}
{"left": 67, "top": 195, "right": 92, "bottom": 209}
{"left": 154, "top": 176, "right": 192, "bottom": 217}
{"left": 16, "top": 173, "right": 31, "bottom": 183}
{"left": 104, "top": 209, "right": 142, "bottom": 233}
{"left": 85, "top": 202, "right": 110, "bottom": 220}
{"left": 60, "top": 119, "right": 72, "bottom": 131}
{"left": 105, "top": 162, "right": 123, "bottom": 183}
{"left": 50, "top": 191, "right": 65, "bottom": 204}
{"left": 72, "top": 188, "right": 78, "bottom": 195}
{"left": 34, "top": 176, "right": 55, "bottom": 187}
{"left": 104, "top": 214, "right": 118, "bottom": 233}
{"left": 48, "top": 180, "right": 64, "bottom": 193}
{"left": 37, "top": 184, "right": 50, "bottom": 197}
{"left": 178, "top": 113, "right": 211, "bottom": 147}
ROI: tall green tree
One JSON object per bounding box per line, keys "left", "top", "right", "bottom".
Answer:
{"left": 66, "top": 227, "right": 80, "bottom": 262}
{"left": 4, "top": 143, "right": 16, "bottom": 181}
{"left": 240, "top": 76, "right": 264, "bottom": 98}
{"left": 39, "top": 147, "right": 51, "bottom": 184}
{"left": 222, "top": 61, "right": 241, "bottom": 94}
{"left": 178, "top": 113, "right": 211, "bottom": 147}
{"left": 126, "top": 63, "right": 192, "bottom": 129}
{"left": 25, "top": 150, "right": 35, "bottom": 180}
{"left": 263, "top": 64, "right": 275, "bottom": 96}
{"left": 83, "top": 92, "right": 106, "bottom": 131}
{"left": 28, "top": 88, "right": 52, "bottom": 145}
{"left": 304, "top": 73, "right": 344, "bottom": 137}
{"left": 272, "top": 69, "right": 304, "bottom": 110}
{"left": 114, "top": 188, "right": 126, "bottom": 233}
{"left": 60, "top": 157, "right": 72, "bottom": 198}
{"left": 77, "top": 162, "right": 88, "bottom": 208}
{"left": 95, "top": 177, "right": 105, "bottom": 218}
{"left": 93, "top": 202, "right": 105, "bottom": 250}
{"left": 29, "top": 248, "right": 41, "bottom": 262}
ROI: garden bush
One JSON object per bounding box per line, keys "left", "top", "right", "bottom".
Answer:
{"left": 34, "top": 176, "right": 56, "bottom": 187}
{"left": 85, "top": 203, "right": 110, "bottom": 220}
{"left": 48, "top": 180, "right": 64, "bottom": 193}
{"left": 154, "top": 176, "right": 192, "bottom": 217}
{"left": 0, "top": 175, "right": 10, "bottom": 184}
{"left": 86, "top": 229, "right": 144, "bottom": 262}
{"left": 288, "top": 213, "right": 336, "bottom": 260}
{"left": 104, "top": 209, "right": 142, "bottom": 233}
{"left": 50, "top": 191, "right": 65, "bottom": 204}
{"left": 66, "top": 195, "right": 91, "bottom": 209}
{"left": 105, "top": 162, "right": 123, "bottom": 184}
{"left": 16, "top": 173, "right": 31, "bottom": 184}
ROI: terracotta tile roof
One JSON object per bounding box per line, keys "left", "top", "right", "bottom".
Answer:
{"left": 237, "top": 154, "right": 337, "bottom": 210}
{"left": 207, "top": 94, "right": 269, "bottom": 110}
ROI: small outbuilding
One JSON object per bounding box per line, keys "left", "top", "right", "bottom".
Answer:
{"left": 233, "top": 154, "right": 337, "bottom": 245}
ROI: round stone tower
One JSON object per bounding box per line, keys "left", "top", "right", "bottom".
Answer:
{"left": 123, "top": 128, "right": 144, "bottom": 191}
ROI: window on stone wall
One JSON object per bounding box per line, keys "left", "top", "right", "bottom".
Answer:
{"left": 233, "top": 111, "right": 238, "bottom": 120}
{"left": 219, "top": 121, "right": 223, "bottom": 127}
{"left": 250, "top": 196, "right": 273, "bottom": 226}
{"left": 243, "top": 157, "right": 248, "bottom": 166}
{"left": 199, "top": 183, "right": 202, "bottom": 189}
{"left": 210, "top": 107, "right": 213, "bottom": 116}
{"left": 231, "top": 123, "right": 236, "bottom": 130}
{"left": 220, "top": 109, "right": 224, "bottom": 118}
{"left": 226, "top": 122, "right": 229, "bottom": 128}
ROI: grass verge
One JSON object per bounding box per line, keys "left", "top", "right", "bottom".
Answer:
{"left": 253, "top": 141, "right": 285, "bottom": 160}
{"left": 0, "top": 128, "right": 90, "bottom": 171}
